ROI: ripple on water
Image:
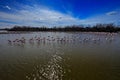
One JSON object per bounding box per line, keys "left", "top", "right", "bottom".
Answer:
{"left": 26, "top": 51, "right": 65, "bottom": 80}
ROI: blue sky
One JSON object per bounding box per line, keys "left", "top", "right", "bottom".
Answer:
{"left": 0, "top": 0, "right": 120, "bottom": 28}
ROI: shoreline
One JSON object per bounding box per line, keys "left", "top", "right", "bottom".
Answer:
{"left": 0, "top": 31, "right": 119, "bottom": 34}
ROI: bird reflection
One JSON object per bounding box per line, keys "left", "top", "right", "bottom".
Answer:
{"left": 7, "top": 33, "right": 116, "bottom": 48}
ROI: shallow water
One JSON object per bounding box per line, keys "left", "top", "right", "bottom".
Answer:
{"left": 0, "top": 32, "right": 120, "bottom": 80}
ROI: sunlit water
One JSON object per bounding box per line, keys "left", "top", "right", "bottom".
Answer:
{"left": 0, "top": 32, "right": 120, "bottom": 80}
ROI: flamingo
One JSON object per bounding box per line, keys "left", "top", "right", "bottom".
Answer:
{"left": 8, "top": 40, "right": 12, "bottom": 43}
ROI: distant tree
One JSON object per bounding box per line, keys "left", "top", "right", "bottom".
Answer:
{"left": 6, "top": 23, "right": 120, "bottom": 32}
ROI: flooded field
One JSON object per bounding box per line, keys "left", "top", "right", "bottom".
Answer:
{"left": 0, "top": 32, "right": 120, "bottom": 80}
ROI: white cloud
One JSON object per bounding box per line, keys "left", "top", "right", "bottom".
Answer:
{"left": 5, "top": 6, "right": 11, "bottom": 10}
{"left": 106, "top": 11, "right": 118, "bottom": 15}
{"left": 0, "top": 22, "right": 16, "bottom": 28}
{"left": 82, "top": 12, "right": 120, "bottom": 25}
{"left": 0, "top": 5, "right": 120, "bottom": 28}
{"left": 0, "top": 5, "right": 82, "bottom": 28}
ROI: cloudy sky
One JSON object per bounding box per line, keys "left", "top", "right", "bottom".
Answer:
{"left": 0, "top": 0, "right": 120, "bottom": 28}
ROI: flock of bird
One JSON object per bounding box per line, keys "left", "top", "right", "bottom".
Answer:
{"left": 7, "top": 32, "right": 116, "bottom": 46}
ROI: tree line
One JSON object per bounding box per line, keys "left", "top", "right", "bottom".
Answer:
{"left": 5, "top": 23, "right": 120, "bottom": 32}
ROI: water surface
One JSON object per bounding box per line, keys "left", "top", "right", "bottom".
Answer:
{"left": 0, "top": 32, "right": 120, "bottom": 80}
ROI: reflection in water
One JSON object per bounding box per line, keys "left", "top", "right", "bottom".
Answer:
{"left": 6, "top": 32, "right": 117, "bottom": 48}
{"left": 26, "top": 53, "right": 64, "bottom": 80}
{"left": 0, "top": 32, "right": 120, "bottom": 80}
{"left": 25, "top": 44, "right": 66, "bottom": 80}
